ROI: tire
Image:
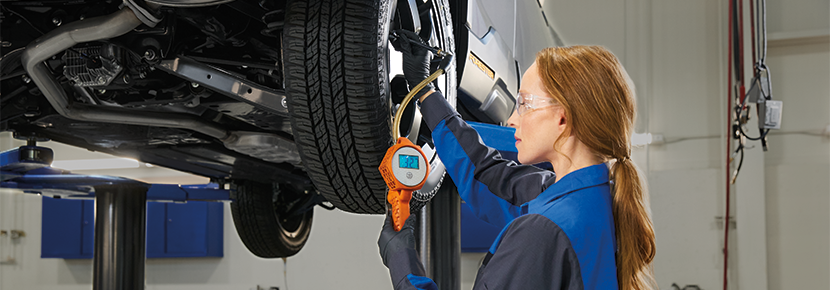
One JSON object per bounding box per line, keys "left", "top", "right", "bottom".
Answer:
{"left": 230, "top": 180, "right": 313, "bottom": 258}
{"left": 283, "top": 0, "right": 456, "bottom": 214}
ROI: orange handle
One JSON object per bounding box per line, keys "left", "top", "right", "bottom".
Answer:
{"left": 387, "top": 189, "right": 412, "bottom": 231}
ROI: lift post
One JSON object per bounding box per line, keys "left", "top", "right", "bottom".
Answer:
{"left": 1, "top": 144, "right": 230, "bottom": 290}
{"left": 92, "top": 184, "right": 148, "bottom": 290}
{"left": 421, "top": 180, "right": 461, "bottom": 290}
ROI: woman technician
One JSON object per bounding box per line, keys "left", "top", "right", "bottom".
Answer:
{"left": 378, "top": 31, "right": 656, "bottom": 290}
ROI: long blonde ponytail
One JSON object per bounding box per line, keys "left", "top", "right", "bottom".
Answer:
{"left": 536, "top": 46, "right": 656, "bottom": 289}
{"left": 612, "top": 158, "right": 656, "bottom": 289}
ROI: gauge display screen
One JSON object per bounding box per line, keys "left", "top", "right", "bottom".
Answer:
{"left": 399, "top": 154, "right": 419, "bottom": 169}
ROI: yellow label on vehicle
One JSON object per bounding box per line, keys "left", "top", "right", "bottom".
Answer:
{"left": 468, "top": 52, "right": 495, "bottom": 80}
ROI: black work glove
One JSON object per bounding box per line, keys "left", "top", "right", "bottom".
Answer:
{"left": 378, "top": 212, "right": 417, "bottom": 266}
{"left": 378, "top": 211, "right": 426, "bottom": 285}
{"left": 391, "top": 30, "right": 435, "bottom": 99}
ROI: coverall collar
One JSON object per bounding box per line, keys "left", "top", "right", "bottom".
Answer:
{"left": 526, "top": 163, "right": 610, "bottom": 210}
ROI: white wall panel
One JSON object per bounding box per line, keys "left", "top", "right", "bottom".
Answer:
{"left": 649, "top": 168, "right": 725, "bottom": 289}
{"left": 767, "top": 0, "right": 830, "bottom": 34}
{"left": 765, "top": 164, "right": 830, "bottom": 290}
{"left": 764, "top": 40, "right": 830, "bottom": 290}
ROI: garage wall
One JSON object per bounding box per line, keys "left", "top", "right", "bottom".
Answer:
{"left": 763, "top": 0, "right": 830, "bottom": 287}
{"left": 0, "top": 135, "right": 392, "bottom": 290}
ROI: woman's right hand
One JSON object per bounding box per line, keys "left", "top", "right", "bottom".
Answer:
{"left": 391, "top": 30, "right": 435, "bottom": 100}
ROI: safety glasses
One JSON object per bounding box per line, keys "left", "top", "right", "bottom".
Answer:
{"left": 515, "top": 92, "right": 556, "bottom": 116}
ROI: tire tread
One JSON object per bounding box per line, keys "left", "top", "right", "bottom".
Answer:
{"left": 285, "top": 0, "right": 389, "bottom": 213}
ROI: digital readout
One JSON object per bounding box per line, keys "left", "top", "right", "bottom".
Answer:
{"left": 399, "top": 154, "right": 419, "bottom": 169}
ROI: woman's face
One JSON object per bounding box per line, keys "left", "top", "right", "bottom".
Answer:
{"left": 507, "top": 62, "right": 566, "bottom": 165}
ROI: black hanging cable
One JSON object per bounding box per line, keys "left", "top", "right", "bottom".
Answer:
{"left": 734, "top": 0, "right": 772, "bottom": 143}
{"left": 750, "top": 0, "right": 757, "bottom": 67}
{"left": 736, "top": 76, "right": 770, "bottom": 141}
{"left": 760, "top": 0, "right": 768, "bottom": 63}
{"left": 757, "top": 0, "right": 770, "bottom": 150}
{"left": 731, "top": 142, "right": 746, "bottom": 184}
{"left": 736, "top": 0, "right": 744, "bottom": 84}
{"left": 731, "top": 0, "right": 743, "bottom": 83}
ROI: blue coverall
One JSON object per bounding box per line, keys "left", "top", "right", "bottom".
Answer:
{"left": 386, "top": 92, "right": 620, "bottom": 290}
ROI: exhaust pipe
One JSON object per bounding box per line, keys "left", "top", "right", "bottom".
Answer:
{"left": 19, "top": 5, "right": 302, "bottom": 164}
{"left": 20, "top": 7, "right": 230, "bottom": 140}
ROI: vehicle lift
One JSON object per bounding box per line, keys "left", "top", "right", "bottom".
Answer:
{"left": 0, "top": 121, "right": 517, "bottom": 290}
{"left": 1, "top": 137, "right": 231, "bottom": 289}
{"left": 0, "top": 139, "right": 464, "bottom": 290}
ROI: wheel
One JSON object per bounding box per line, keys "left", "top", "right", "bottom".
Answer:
{"left": 230, "top": 180, "right": 313, "bottom": 258}
{"left": 283, "top": 0, "right": 456, "bottom": 214}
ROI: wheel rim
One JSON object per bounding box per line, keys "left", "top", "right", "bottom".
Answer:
{"left": 384, "top": 0, "right": 455, "bottom": 209}
{"left": 272, "top": 185, "right": 309, "bottom": 238}
{"left": 230, "top": 181, "right": 312, "bottom": 257}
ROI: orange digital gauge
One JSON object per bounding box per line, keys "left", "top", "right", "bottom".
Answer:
{"left": 379, "top": 137, "right": 430, "bottom": 231}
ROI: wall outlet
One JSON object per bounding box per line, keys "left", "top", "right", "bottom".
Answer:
{"left": 760, "top": 100, "right": 783, "bottom": 129}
